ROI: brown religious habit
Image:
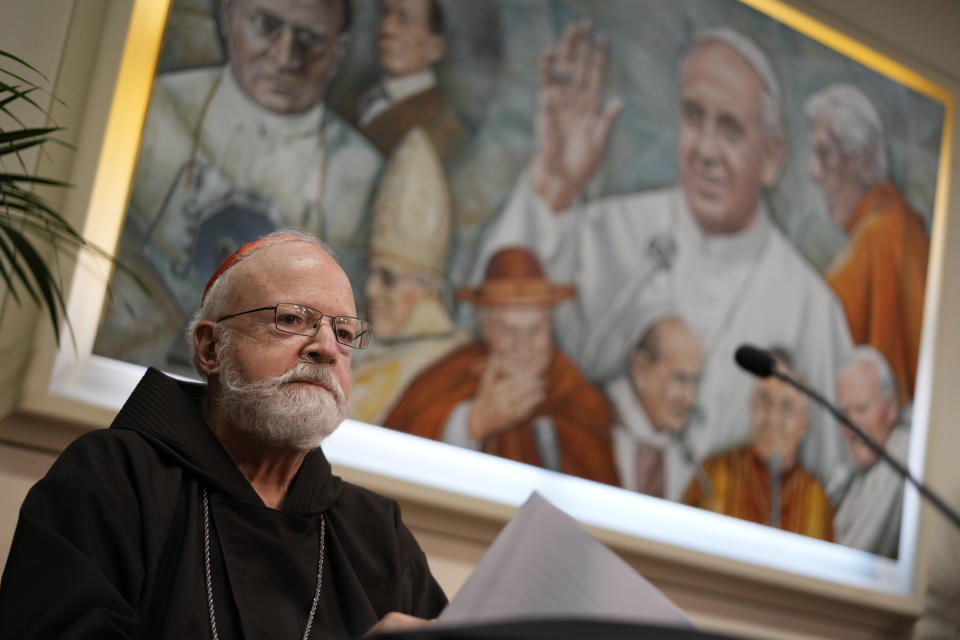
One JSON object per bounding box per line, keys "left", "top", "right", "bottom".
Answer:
{"left": 683, "top": 446, "right": 834, "bottom": 541}
{"left": 384, "top": 343, "right": 619, "bottom": 485}
{"left": 346, "top": 86, "right": 467, "bottom": 161}
{"left": 384, "top": 247, "right": 619, "bottom": 486}
{"left": 827, "top": 180, "right": 928, "bottom": 404}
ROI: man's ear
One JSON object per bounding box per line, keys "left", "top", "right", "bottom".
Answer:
{"left": 795, "top": 407, "right": 811, "bottom": 442}
{"left": 333, "top": 33, "right": 351, "bottom": 70}
{"left": 882, "top": 395, "right": 900, "bottom": 436}
{"left": 194, "top": 322, "right": 221, "bottom": 377}
{"left": 630, "top": 349, "right": 652, "bottom": 394}
{"left": 852, "top": 148, "right": 880, "bottom": 188}
{"left": 476, "top": 308, "right": 491, "bottom": 338}
{"left": 759, "top": 132, "right": 786, "bottom": 188}
{"left": 426, "top": 34, "right": 446, "bottom": 66}
{"left": 217, "top": 0, "right": 234, "bottom": 47}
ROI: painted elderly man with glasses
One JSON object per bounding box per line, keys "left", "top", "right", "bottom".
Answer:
{"left": 96, "top": 0, "right": 382, "bottom": 374}
{"left": 0, "top": 231, "right": 446, "bottom": 638}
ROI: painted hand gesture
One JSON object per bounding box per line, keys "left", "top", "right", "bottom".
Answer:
{"left": 469, "top": 357, "right": 547, "bottom": 443}
{"left": 532, "top": 20, "right": 624, "bottom": 211}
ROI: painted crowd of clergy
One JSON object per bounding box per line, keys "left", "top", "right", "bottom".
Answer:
{"left": 368, "top": 9, "right": 924, "bottom": 557}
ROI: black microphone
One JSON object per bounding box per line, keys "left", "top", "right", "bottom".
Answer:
{"left": 734, "top": 345, "right": 775, "bottom": 378}
{"left": 734, "top": 344, "right": 960, "bottom": 534}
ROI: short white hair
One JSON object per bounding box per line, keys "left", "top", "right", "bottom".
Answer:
{"left": 683, "top": 27, "right": 784, "bottom": 137}
{"left": 185, "top": 229, "right": 335, "bottom": 376}
{"left": 840, "top": 345, "right": 898, "bottom": 402}
{"left": 804, "top": 82, "right": 887, "bottom": 183}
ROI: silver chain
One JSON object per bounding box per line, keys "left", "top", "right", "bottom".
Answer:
{"left": 202, "top": 488, "right": 326, "bottom": 640}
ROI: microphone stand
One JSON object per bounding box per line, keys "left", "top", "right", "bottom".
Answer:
{"left": 579, "top": 235, "right": 675, "bottom": 367}
{"left": 768, "top": 453, "right": 782, "bottom": 529}
{"left": 770, "top": 369, "right": 960, "bottom": 533}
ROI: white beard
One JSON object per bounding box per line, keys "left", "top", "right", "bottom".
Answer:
{"left": 217, "top": 342, "right": 348, "bottom": 450}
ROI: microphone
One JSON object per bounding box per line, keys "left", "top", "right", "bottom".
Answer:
{"left": 735, "top": 345, "right": 775, "bottom": 378}
{"left": 768, "top": 453, "right": 782, "bottom": 529}
{"left": 734, "top": 344, "right": 960, "bottom": 533}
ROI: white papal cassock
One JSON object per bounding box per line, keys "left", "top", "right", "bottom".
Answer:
{"left": 97, "top": 64, "right": 382, "bottom": 369}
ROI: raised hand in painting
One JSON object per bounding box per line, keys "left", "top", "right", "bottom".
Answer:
{"left": 532, "top": 20, "right": 624, "bottom": 211}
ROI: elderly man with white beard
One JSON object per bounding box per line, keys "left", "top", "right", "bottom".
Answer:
{"left": 0, "top": 231, "right": 446, "bottom": 639}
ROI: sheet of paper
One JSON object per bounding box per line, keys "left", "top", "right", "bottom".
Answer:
{"left": 438, "top": 492, "right": 692, "bottom": 627}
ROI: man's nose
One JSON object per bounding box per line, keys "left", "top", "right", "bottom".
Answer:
{"left": 269, "top": 26, "right": 303, "bottom": 70}
{"left": 301, "top": 318, "right": 340, "bottom": 363}
{"left": 694, "top": 122, "right": 720, "bottom": 162}
{"left": 510, "top": 333, "right": 533, "bottom": 355}
{"left": 379, "top": 13, "right": 400, "bottom": 36}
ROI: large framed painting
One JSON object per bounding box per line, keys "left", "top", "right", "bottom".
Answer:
{"left": 35, "top": 0, "right": 952, "bottom": 603}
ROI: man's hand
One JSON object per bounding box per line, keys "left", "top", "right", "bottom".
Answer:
{"left": 365, "top": 611, "right": 435, "bottom": 636}
{"left": 468, "top": 357, "right": 547, "bottom": 442}
{"left": 532, "top": 20, "right": 624, "bottom": 211}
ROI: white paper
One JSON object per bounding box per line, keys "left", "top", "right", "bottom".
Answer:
{"left": 438, "top": 492, "right": 693, "bottom": 627}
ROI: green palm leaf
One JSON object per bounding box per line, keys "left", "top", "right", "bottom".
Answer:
{"left": 0, "top": 227, "right": 38, "bottom": 305}
{"left": 0, "top": 173, "right": 71, "bottom": 187}
{"left": 3, "top": 225, "right": 70, "bottom": 344}
{"left": 0, "top": 49, "right": 146, "bottom": 346}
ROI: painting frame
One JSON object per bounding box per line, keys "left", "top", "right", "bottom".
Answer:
{"left": 15, "top": 0, "right": 955, "bottom": 617}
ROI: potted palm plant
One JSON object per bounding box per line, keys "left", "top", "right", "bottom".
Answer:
{"left": 1, "top": 49, "right": 133, "bottom": 345}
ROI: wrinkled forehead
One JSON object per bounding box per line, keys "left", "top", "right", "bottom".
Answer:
{"left": 483, "top": 303, "right": 551, "bottom": 322}
{"left": 231, "top": 241, "right": 356, "bottom": 311}
{"left": 752, "top": 375, "right": 805, "bottom": 407}
{"left": 681, "top": 42, "right": 763, "bottom": 104}
{"left": 657, "top": 319, "right": 700, "bottom": 354}
{"left": 838, "top": 360, "right": 881, "bottom": 394}
{"left": 381, "top": 0, "right": 431, "bottom": 16}
{"left": 228, "top": 0, "right": 345, "bottom": 32}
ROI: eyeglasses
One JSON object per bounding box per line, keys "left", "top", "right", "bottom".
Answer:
{"left": 240, "top": 7, "right": 337, "bottom": 61}
{"left": 217, "top": 303, "right": 372, "bottom": 349}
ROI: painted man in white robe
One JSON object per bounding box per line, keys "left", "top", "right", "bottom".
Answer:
{"left": 98, "top": 0, "right": 382, "bottom": 369}
{"left": 474, "top": 24, "right": 853, "bottom": 484}
{"left": 833, "top": 346, "right": 910, "bottom": 557}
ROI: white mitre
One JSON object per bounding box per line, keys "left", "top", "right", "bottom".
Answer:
{"left": 370, "top": 127, "right": 452, "bottom": 278}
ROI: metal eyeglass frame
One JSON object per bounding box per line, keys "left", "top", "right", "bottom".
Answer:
{"left": 216, "top": 303, "right": 372, "bottom": 349}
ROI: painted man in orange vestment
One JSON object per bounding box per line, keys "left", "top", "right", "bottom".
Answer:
{"left": 683, "top": 349, "right": 834, "bottom": 540}
{"left": 805, "top": 83, "right": 929, "bottom": 405}
{"left": 384, "top": 247, "right": 619, "bottom": 485}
